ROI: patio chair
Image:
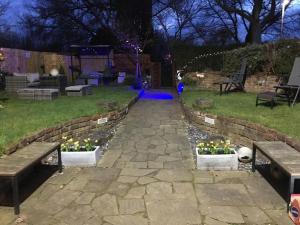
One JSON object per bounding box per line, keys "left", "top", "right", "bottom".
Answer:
{"left": 256, "top": 57, "right": 300, "bottom": 107}
{"left": 218, "top": 59, "right": 247, "bottom": 95}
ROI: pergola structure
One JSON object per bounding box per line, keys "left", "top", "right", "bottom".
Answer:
{"left": 69, "top": 45, "right": 113, "bottom": 82}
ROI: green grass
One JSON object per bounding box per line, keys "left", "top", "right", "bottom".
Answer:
{"left": 182, "top": 89, "right": 300, "bottom": 141}
{"left": 0, "top": 86, "right": 137, "bottom": 155}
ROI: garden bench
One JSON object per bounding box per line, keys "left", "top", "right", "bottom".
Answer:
{"left": 65, "top": 85, "right": 92, "bottom": 96}
{"left": 252, "top": 141, "right": 300, "bottom": 209}
{"left": 0, "top": 142, "right": 62, "bottom": 215}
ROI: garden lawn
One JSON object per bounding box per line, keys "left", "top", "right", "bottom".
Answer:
{"left": 0, "top": 86, "right": 137, "bottom": 155}
{"left": 182, "top": 89, "right": 300, "bottom": 141}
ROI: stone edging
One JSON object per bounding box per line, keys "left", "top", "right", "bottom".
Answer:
{"left": 5, "top": 92, "right": 142, "bottom": 155}
{"left": 181, "top": 102, "right": 300, "bottom": 151}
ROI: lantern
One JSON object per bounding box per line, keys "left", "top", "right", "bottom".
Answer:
{"left": 0, "top": 51, "right": 5, "bottom": 62}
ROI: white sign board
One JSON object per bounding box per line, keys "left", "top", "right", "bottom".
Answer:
{"left": 204, "top": 116, "right": 215, "bottom": 125}
{"left": 97, "top": 117, "right": 108, "bottom": 125}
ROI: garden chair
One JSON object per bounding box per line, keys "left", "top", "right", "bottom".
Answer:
{"left": 218, "top": 59, "right": 247, "bottom": 95}
{"left": 256, "top": 57, "right": 300, "bottom": 107}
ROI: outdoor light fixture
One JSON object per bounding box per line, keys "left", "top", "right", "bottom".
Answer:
{"left": 0, "top": 51, "right": 5, "bottom": 62}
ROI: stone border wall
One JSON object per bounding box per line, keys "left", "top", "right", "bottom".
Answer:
{"left": 5, "top": 93, "right": 141, "bottom": 155}
{"left": 182, "top": 103, "right": 300, "bottom": 151}
{"left": 185, "top": 72, "right": 279, "bottom": 93}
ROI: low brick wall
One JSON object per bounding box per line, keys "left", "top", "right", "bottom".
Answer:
{"left": 186, "top": 72, "right": 279, "bottom": 93}
{"left": 4, "top": 94, "right": 140, "bottom": 155}
{"left": 182, "top": 103, "right": 300, "bottom": 151}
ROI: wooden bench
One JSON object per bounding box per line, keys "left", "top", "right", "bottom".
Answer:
{"left": 252, "top": 141, "right": 300, "bottom": 209}
{"left": 0, "top": 142, "right": 62, "bottom": 215}
{"left": 65, "top": 85, "right": 92, "bottom": 96}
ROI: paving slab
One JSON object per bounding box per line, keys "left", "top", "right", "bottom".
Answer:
{"left": 155, "top": 169, "right": 193, "bottom": 182}
{"left": 137, "top": 176, "right": 158, "bottom": 185}
{"left": 91, "top": 194, "right": 119, "bottom": 217}
{"left": 103, "top": 215, "right": 148, "bottom": 225}
{"left": 240, "top": 206, "right": 272, "bottom": 224}
{"left": 119, "top": 199, "right": 145, "bottom": 215}
{"left": 195, "top": 183, "right": 256, "bottom": 206}
{"left": 125, "top": 186, "right": 146, "bottom": 198}
{"left": 202, "top": 205, "right": 244, "bottom": 224}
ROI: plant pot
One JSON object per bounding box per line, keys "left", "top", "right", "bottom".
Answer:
{"left": 195, "top": 147, "right": 238, "bottom": 170}
{"left": 61, "top": 146, "right": 102, "bottom": 167}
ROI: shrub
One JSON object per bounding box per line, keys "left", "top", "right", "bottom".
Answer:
{"left": 181, "top": 74, "right": 197, "bottom": 86}
{"left": 0, "top": 70, "right": 12, "bottom": 90}
{"left": 177, "top": 39, "right": 300, "bottom": 79}
{"left": 272, "top": 39, "right": 300, "bottom": 80}
{"left": 223, "top": 44, "right": 268, "bottom": 75}
{"left": 123, "top": 74, "right": 135, "bottom": 85}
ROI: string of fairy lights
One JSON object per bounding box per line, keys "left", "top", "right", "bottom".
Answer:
{"left": 177, "top": 49, "right": 231, "bottom": 81}
{"left": 181, "top": 50, "right": 229, "bottom": 71}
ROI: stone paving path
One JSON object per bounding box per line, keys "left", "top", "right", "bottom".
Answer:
{"left": 0, "top": 90, "right": 294, "bottom": 225}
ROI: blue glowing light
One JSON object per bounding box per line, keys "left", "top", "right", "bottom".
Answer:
{"left": 177, "top": 82, "right": 184, "bottom": 95}
{"left": 140, "top": 91, "right": 174, "bottom": 100}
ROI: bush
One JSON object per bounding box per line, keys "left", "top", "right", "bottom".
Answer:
{"left": 223, "top": 40, "right": 300, "bottom": 77}
{"left": 181, "top": 74, "right": 197, "bottom": 86}
{"left": 0, "top": 70, "right": 12, "bottom": 90}
{"left": 123, "top": 74, "right": 135, "bottom": 85}
{"left": 177, "top": 39, "right": 300, "bottom": 78}
{"left": 223, "top": 44, "right": 268, "bottom": 75}
{"left": 272, "top": 39, "right": 300, "bottom": 80}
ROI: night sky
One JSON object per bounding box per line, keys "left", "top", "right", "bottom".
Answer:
{"left": 5, "top": 0, "right": 27, "bottom": 28}
{"left": 4, "top": 0, "right": 300, "bottom": 29}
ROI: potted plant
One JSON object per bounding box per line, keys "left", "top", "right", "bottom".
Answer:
{"left": 60, "top": 137, "right": 102, "bottom": 166}
{"left": 195, "top": 140, "right": 238, "bottom": 170}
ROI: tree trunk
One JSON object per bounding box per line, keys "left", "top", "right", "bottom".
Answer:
{"left": 245, "top": 22, "right": 262, "bottom": 44}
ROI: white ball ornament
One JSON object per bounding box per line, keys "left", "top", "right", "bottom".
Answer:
{"left": 50, "top": 68, "right": 59, "bottom": 76}
{"left": 237, "top": 146, "right": 253, "bottom": 163}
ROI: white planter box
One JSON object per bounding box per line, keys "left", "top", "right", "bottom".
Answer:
{"left": 195, "top": 147, "right": 238, "bottom": 170}
{"left": 61, "top": 146, "right": 102, "bottom": 167}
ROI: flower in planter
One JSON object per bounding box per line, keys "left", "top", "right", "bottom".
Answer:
{"left": 197, "top": 139, "right": 234, "bottom": 155}
{"left": 61, "top": 136, "right": 98, "bottom": 152}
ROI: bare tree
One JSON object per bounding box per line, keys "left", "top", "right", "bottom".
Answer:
{"left": 208, "top": 0, "right": 295, "bottom": 44}
{"left": 0, "top": 1, "right": 9, "bottom": 30}
{"left": 153, "top": 0, "right": 205, "bottom": 42}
